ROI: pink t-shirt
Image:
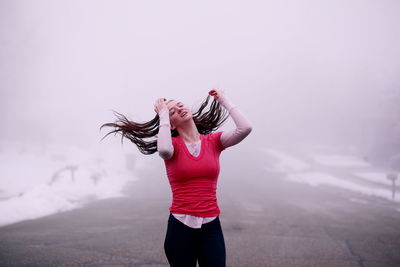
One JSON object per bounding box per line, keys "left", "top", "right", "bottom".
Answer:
{"left": 157, "top": 95, "right": 252, "bottom": 228}
{"left": 164, "top": 132, "right": 225, "bottom": 217}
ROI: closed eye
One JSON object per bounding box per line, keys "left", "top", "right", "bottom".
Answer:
{"left": 169, "top": 102, "right": 184, "bottom": 116}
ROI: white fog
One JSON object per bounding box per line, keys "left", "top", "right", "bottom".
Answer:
{"left": 0, "top": 0, "right": 399, "bottom": 227}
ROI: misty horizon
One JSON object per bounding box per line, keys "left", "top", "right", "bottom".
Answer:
{"left": 0, "top": 0, "right": 399, "bottom": 154}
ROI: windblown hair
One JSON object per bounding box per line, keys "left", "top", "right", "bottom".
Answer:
{"left": 100, "top": 95, "right": 228, "bottom": 155}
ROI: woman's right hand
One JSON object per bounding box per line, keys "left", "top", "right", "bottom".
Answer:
{"left": 154, "top": 98, "right": 168, "bottom": 115}
{"left": 208, "top": 89, "right": 226, "bottom": 102}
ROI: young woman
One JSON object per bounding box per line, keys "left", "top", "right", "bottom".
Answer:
{"left": 101, "top": 89, "right": 252, "bottom": 267}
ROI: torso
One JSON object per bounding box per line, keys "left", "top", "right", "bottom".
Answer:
{"left": 164, "top": 132, "right": 224, "bottom": 226}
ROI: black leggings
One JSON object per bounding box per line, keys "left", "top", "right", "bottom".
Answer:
{"left": 164, "top": 214, "right": 226, "bottom": 267}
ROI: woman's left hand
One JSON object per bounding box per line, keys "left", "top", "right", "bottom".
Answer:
{"left": 208, "top": 89, "right": 225, "bottom": 101}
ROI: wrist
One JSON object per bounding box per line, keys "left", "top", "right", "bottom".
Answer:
{"left": 158, "top": 109, "right": 170, "bottom": 125}
{"left": 158, "top": 108, "right": 169, "bottom": 116}
{"left": 218, "top": 97, "right": 235, "bottom": 112}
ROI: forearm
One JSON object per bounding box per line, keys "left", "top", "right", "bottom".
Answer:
{"left": 219, "top": 96, "right": 252, "bottom": 148}
{"left": 157, "top": 109, "right": 174, "bottom": 159}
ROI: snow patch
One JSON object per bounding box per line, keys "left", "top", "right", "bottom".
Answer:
{"left": 0, "top": 142, "right": 138, "bottom": 226}
{"left": 355, "top": 172, "right": 396, "bottom": 186}
{"left": 262, "top": 148, "right": 310, "bottom": 172}
{"left": 287, "top": 172, "right": 398, "bottom": 202}
{"left": 310, "top": 154, "right": 370, "bottom": 167}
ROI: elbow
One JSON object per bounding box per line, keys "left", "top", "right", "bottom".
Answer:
{"left": 243, "top": 125, "right": 253, "bottom": 136}
{"left": 158, "top": 149, "right": 173, "bottom": 160}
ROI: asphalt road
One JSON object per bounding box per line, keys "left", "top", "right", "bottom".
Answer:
{"left": 1, "top": 149, "right": 399, "bottom": 267}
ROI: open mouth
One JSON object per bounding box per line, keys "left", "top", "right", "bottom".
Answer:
{"left": 181, "top": 111, "right": 187, "bottom": 118}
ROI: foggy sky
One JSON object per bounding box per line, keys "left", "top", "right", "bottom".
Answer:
{"left": 1, "top": 0, "right": 399, "bottom": 149}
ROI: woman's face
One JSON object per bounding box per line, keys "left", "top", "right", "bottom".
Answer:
{"left": 166, "top": 100, "right": 193, "bottom": 129}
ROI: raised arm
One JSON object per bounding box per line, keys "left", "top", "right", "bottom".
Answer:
{"left": 209, "top": 90, "right": 252, "bottom": 149}
{"left": 154, "top": 98, "right": 174, "bottom": 160}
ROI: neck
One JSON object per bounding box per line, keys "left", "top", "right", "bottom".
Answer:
{"left": 176, "top": 120, "right": 200, "bottom": 143}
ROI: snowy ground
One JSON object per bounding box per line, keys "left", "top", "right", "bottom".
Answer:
{"left": 0, "top": 141, "right": 140, "bottom": 226}
{"left": 262, "top": 146, "right": 400, "bottom": 203}
{"left": 1, "top": 140, "right": 398, "bottom": 227}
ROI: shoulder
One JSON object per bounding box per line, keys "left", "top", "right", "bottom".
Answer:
{"left": 204, "top": 131, "right": 225, "bottom": 151}
{"left": 205, "top": 131, "right": 223, "bottom": 140}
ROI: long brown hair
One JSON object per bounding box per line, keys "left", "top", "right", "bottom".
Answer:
{"left": 100, "top": 95, "right": 228, "bottom": 155}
